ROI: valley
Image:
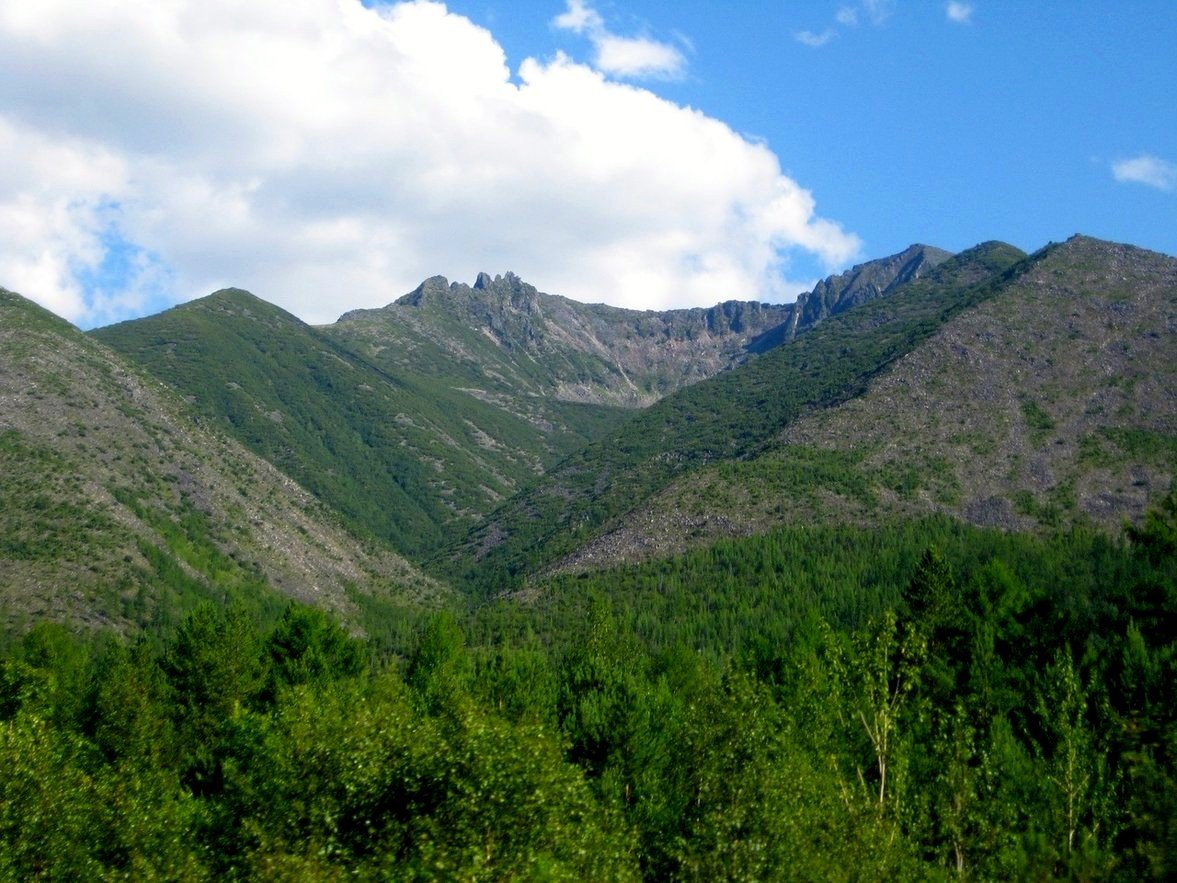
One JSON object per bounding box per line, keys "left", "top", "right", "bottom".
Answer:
{"left": 1, "top": 234, "right": 1174, "bottom": 879}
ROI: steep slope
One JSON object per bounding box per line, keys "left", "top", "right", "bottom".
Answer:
{"left": 451, "top": 242, "right": 1027, "bottom": 586}
{"left": 326, "top": 271, "right": 794, "bottom": 409}
{"left": 326, "top": 250, "right": 950, "bottom": 413}
{"left": 1, "top": 288, "right": 441, "bottom": 633}
{"left": 94, "top": 289, "right": 626, "bottom": 557}
{"left": 754, "top": 243, "right": 953, "bottom": 348}
{"left": 564, "top": 236, "right": 1177, "bottom": 568}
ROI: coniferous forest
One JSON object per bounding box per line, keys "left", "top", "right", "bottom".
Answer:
{"left": 1, "top": 496, "right": 1174, "bottom": 880}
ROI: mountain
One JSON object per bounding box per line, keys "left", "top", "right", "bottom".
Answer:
{"left": 94, "top": 288, "right": 629, "bottom": 558}
{"left": 448, "top": 241, "right": 1034, "bottom": 584}
{"left": 753, "top": 243, "right": 953, "bottom": 348}
{"left": 94, "top": 250, "right": 942, "bottom": 563}
{"left": 327, "top": 271, "right": 794, "bottom": 409}
{"left": 550, "top": 237, "right": 1177, "bottom": 570}
{"left": 325, "top": 249, "right": 951, "bottom": 412}
{"left": 57, "top": 235, "right": 1176, "bottom": 601}
{"left": 0, "top": 288, "right": 441, "bottom": 634}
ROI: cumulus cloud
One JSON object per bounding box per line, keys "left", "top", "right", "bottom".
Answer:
{"left": 1111, "top": 154, "right": 1177, "bottom": 192}
{"left": 552, "top": 0, "right": 685, "bottom": 80}
{"left": 945, "top": 2, "right": 974, "bottom": 24}
{"left": 0, "top": 0, "right": 859, "bottom": 326}
{"left": 794, "top": 29, "right": 837, "bottom": 48}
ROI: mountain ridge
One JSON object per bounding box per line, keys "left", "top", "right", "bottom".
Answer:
{"left": 553, "top": 236, "right": 1177, "bottom": 571}
{"left": 1, "top": 287, "right": 443, "bottom": 633}
{"left": 448, "top": 241, "right": 1030, "bottom": 587}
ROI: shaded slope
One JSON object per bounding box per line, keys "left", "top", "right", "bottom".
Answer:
{"left": 451, "top": 242, "right": 1027, "bottom": 587}
{"left": 0, "top": 288, "right": 441, "bottom": 634}
{"left": 93, "top": 289, "right": 624, "bottom": 557}
{"left": 565, "top": 236, "right": 1177, "bottom": 568}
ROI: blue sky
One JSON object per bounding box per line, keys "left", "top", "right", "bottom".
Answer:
{"left": 0, "top": 1, "right": 1173, "bottom": 327}
{"left": 456, "top": 0, "right": 1177, "bottom": 263}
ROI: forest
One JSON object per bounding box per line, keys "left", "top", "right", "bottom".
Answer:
{"left": 1, "top": 490, "right": 1173, "bottom": 880}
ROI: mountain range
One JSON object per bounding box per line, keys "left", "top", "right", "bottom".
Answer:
{"left": 1, "top": 234, "right": 1173, "bottom": 630}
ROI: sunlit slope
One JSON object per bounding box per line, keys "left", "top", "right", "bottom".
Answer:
{"left": 452, "top": 242, "right": 1027, "bottom": 586}
{"left": 563, "top": 237, "right": 1177, "bottom": 568}
{"left": 1, "top": 288, "right": 441, "bottom": 633}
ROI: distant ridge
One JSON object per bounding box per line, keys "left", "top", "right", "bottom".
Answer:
{"left": 332, "top": 270, "right": 794, "bottom": 408}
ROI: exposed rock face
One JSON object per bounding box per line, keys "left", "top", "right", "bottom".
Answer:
{"left": 793, "top": 244, "right": 954, "bottom": 333}
{"left": 336, "top": 271, "right": 792, "bottom": 407}
{"left": 330, "top": 246, "right": 951, "bottom": 409}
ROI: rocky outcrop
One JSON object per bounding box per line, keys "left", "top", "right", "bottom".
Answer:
{"left": 791, "top": 244, "right": 953, "bottom": 336}
{"left": 329, "top": 245, "right": 953, "bottom": 410}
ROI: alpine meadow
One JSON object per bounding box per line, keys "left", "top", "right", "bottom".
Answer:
{"left": 1, "top": 1, "right": 1176, "bottom": 880}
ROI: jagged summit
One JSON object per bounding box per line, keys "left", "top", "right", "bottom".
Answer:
{"left": 790, "top": 243, "right": 952, "bottom": 334}
{"left": 330, "top": 270, "right": 795, "bottom": 409}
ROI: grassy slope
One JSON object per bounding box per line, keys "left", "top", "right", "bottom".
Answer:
{"left": 563, "top": 237, "right": 1177, "bottom": 568}
{"left": 1, "top": 288, "right": 442, "bottom": 636}
{"left": 93, "top": 289, "right": 628, "bottom": 559}
{"left": 451, "top": 242, "right": 1027, "bottom": 588}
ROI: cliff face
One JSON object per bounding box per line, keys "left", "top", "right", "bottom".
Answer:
{"left": 333, "top": 271, "right": 794, "bottom": 408}
{"left": 330, "top": 245, "right": 951, "bottom": 410}
{"left": 792, "top": 243, "right": 954, "bottom": 333}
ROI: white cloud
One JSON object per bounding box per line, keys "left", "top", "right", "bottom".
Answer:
{"left": 1112, "top": 154, "right": 1177, "bottom": 192}
{"left": 0, "top": 0, "right": 859, "bottom": 326}
{"left": 945, "top": 2, "right": 974, "bottom": 24}
{"left": 552, "top": 0, "right": 601, "bottom": 35}
{"left": 794, "top": 29, "right": 837, "bottom": 48}
{"left": 552, "top": 0, "right": 685, "bottom": 80}
{"left": 835, "top": 7, "right": 860, "bottom": 27}
{"left": 593, "top": 34, "right": 686, "bottom": 79}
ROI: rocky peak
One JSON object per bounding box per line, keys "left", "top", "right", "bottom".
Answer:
{"left": 395, "top": 275, "right": 452, "bottom": 307}
{"left": 792, "top": 243, "right": 953, "bottom": 333}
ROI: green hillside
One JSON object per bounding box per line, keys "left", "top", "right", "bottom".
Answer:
{"left": 564, "top": 237, "right": 1177, "bottom": 567}
{"left": 0, "top": 288, "right": 441, "bottom": 636}
{"left": 455, "top": 241, "right": 1028, "bottom": 587}
{"left": 93, "top": 289, "right": 628, "bottom": 559}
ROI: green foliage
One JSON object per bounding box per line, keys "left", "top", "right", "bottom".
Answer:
{"left": 459, "top": 242, "right": 1029, "bottom": 588}
{"left": 0, "top": 503, "right": 1174, "bottom": 878}
{"left": 93, "top": 291, "right": 627, "bottom": 559}
{"left": 1021, "top": 396, "right": 1057, "bottom": 442}
{"left": 261, "top": 603, "right": 365, "bottom": 700}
